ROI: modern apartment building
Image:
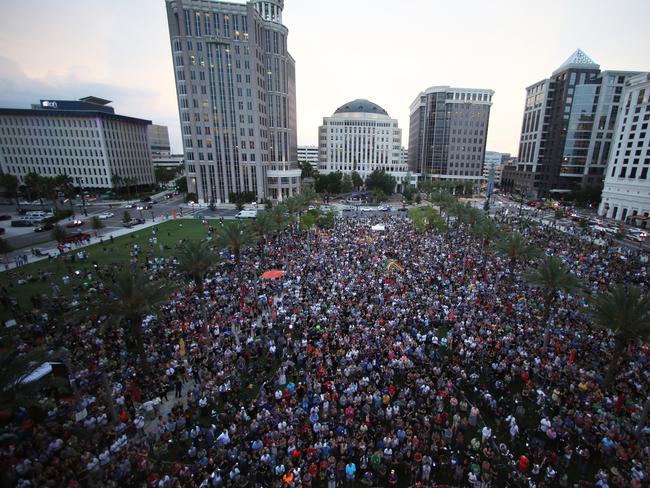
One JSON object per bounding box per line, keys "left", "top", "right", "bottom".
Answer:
{"left": 598, "top": 73, "right": 650, "bottom": 226}
{"left": 317, "top": 99, "right": 417, "bottom": 192}
{"left": 297, "top": 145, "right": 318, "bottom": 169}
{"left": 408, "top": 86, "right": 493, "bottom": 184}
{"left": 165, "top": 0, "right": 300, "bottom": 203}
{"left": 504, "top": 49, "right": 642, "bottom": 198}
{"left": 0, "top": 96, "right": 155, "bottom": 189}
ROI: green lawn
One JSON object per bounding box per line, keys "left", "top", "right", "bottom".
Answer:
{"left": 1, "top": 218, "right": 218, "bottom": 320}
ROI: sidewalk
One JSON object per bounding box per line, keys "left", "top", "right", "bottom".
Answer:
{"left": 0, "top": 211, "right": 202, "bottom": 273}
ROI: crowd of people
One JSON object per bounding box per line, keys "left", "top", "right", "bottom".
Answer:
{"left": 1, "top": 208, "right": 649, "bottom": 487}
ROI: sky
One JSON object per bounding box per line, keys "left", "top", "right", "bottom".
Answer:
{"left": 1, "top": 0, "right": 649, "bottom": 156}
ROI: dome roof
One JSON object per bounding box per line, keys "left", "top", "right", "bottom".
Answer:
{"left": 334, "top": 99, "right": 388, "bottom": 116}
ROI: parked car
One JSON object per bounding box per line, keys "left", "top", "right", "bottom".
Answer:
{"left": 378, "top": 205, "right": 391, "bottom": 212}
{"left": 34, "top": 223, "right": 54, "bottom": 232}
{"left": 0, "top": 214, "right": 11, "bottom": 221}
{"left": 122, "top": 218, "right": 145, "bottom": 228}
{"left": 627, "top": 228, "right": 647, "bottom": 242}
{"left": 98, "top": 212, "right": 114, "bottom": 220}
{"left": 66, "top": 220, "right": 83, "bottom": 228}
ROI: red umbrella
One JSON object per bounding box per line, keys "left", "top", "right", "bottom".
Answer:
{"left": 262, "top": 269, "right": 285, "bottom": 280}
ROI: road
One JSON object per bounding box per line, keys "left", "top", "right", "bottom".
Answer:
{"left": 0, "top": 193, "right": 194, "bottom": 250}
{"left": 480, "top": 194, "right": 648, "bottom": 251}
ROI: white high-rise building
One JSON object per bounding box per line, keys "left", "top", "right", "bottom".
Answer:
{"left": 0, "top": 96, "right": 155, "bottom": 189}
{"left": 318, "top": 99, "right": 417, "bottom": 191}
{"left": 598, "top": 73, "right": 650, "bottom": 227}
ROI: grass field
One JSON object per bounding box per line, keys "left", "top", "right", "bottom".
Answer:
{"left": 1, "top": 218, "right": 218, "bottom": 320}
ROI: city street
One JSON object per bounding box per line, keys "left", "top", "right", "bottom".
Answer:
{"left": 0, "top": 193, "right": 200, "bottom": 251}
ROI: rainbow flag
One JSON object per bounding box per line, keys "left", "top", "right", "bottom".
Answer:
{"left": 384, "top": 259, "right": 404, "bottom": 272}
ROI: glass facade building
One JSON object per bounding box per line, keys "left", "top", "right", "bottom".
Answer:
{"left": 504, "top": 49, "right": 642, "bottom": 197}
{"left": 408, "top": 86, "right": 493, "bottom": 183}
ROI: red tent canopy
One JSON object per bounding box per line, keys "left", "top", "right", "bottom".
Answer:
{"left": 262, "top": 269, "right": 285, "bottom": 280}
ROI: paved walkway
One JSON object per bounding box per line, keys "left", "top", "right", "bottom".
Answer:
{"left": 0, "top": 212, "right": 203, "bottom": 273}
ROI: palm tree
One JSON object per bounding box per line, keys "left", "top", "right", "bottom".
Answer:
{"left": 43, "top": 176, "right": 61, "bottom": 214}
{"left": 0, "top": 333, "right": 63, "bottom": 410}
{"left": 98, "top": 270, "right": 170, "bottom": 371}
{"left": 588, "top": 285, "right": 650, "bottom": 389}
{"left": 52, "top": 224, "right": 67, "bottom": 243}
{"left": 422, "top": 206, "right": 446, "bottom": 232}
{"left": 269, "top": 204, "right": 289, "bottom": 234}
{"left": 284, "top": 196, "right": 305, "bottom": 225}
{"left": 177, "top": 239, "right": 219, "bottom": 288}
{"left": 0, "top": 174, "right": 20, "bottom": 210}
{"left": 0, "top": 238, "right": 12, "bottom": 266}
{"left": 299, "top": 188, "right": 316, "bottom": 208}
{"left": 58, "top": 174, "right": 76, "bottom": 216}
{"left": 524, "top": 256, "right": 582, "bottom": 350}
{"left": 494, "top": 232, "right": 539, "bottom": 264}
{"left": 249, "top": 212, "right": 275, "bottom": 264}
{"left": 408, "top": 208, "right": 426, "bottom": 233}
{"left": 91, "top": 216, "right": 104, "bottom": 230}
{"left": 215, "top": 220, "right": 251, "bottom": 264}
{"left": 450, "top": 202, "right": 467, "bottom": 227}
{"left": 461, "top": 205, "right": 482, "bottom": 229}
{"left": 473, "top": 218, "right": 500, "bottom": 248}
{"left": 24, "top": 172, "right": 45, "bottom": 208}
{"left": 300, "top": 211, "right": 317, "bottom": 252}
{"left": 430, "top": 190, "right": 456, "bottom": 224}
{"left": 177, "top": 240, "right": 219, "bottom": 342}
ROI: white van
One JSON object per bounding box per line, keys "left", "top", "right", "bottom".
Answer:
{"left": 236, "top": 210, "right": 258, "bottom": 219}
{"left": 25, "top": 211, "right": 53, "bottom": 220}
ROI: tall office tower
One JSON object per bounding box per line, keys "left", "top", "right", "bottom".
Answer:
{"left": 598, "top": 73, "right": 650, "bottom": 225}
{"left": 408, "top": 86, "right": 493, "bottom": 184}
{"left": 0, "top": 96, "right": 155, "bottom": 189}
{"left": 317, "top": 99, "right": 417, "bottom": 192}
{"left": 147, "top": 124, "right": 171, "bottom": 157}
{"left": 503, "top": 49, "right": 642, "bottom": 198}
{"left": 165, "top": 0, "right": 300, "bottom": 203}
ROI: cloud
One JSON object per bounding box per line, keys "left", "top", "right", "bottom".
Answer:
{"left": 0, "top": 56, "right": 182, "bottom": 152}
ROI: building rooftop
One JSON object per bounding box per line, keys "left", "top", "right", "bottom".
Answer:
{"left": 552, "top": 49, "right": 600, "bottom": 75}
{"left": 79, "top": 96, "right": 112, "bottom": 106}
{"left": 334, "top": 99, "right": 388, "bottom": 116}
